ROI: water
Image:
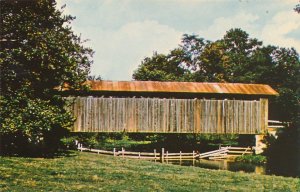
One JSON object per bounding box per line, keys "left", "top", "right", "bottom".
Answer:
{"left": 163, "top": 159, "right": 266, "bottom": 175}
{"left": 161, "top": 159, "right": 300, "bottom": 177}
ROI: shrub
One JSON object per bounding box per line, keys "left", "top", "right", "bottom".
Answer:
{"left": 235, "top": 155, "right": 267, "bottom": 165}
{"left": 60, "top": 136, "right": 78, "bottom": 150}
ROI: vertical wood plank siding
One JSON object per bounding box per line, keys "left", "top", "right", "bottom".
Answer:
{"left": 67, "top": 97, "right": 268, "bottom": 134}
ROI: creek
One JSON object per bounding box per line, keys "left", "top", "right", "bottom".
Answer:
{"left": 161, "top": 159, "right": 299, "bottom": 177}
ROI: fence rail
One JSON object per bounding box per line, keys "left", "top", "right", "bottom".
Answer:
{"left": 77, "top": 144, "right": 253, "bottom": 161}
{"left": 268, "top": 120, "right": 285, "bottom": 129}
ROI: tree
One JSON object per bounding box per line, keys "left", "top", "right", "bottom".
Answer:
{"left": 0, "top": 0, "right": 93, "bottom": 155}
{"left": 133, "top": 34, "right": 208, "bottom": 82}
{"left": 199, "top": 29, "right": 263, "bottom": 83}
{"left": 133, "top": 51, "right": 191, "bottom": 82}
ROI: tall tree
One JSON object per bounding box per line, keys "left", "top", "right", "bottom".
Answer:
{"left": 133, "top": 51, "right": 192, "bottom": 82}
{"left": 0, "top": 0, "right": 93, "bottom": 155}
{"left": 201, "top": 29, "right": 263, "bottom": 82}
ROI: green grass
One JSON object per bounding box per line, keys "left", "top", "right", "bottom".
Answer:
{"left": 0, "top": 152, "right": 299, "bottom": 191}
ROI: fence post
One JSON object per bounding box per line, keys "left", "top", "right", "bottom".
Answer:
{"left": 180, "top": 151, "right": 182, "bottom": 160}
{"left": 113, "top": 148, "right": 116, "bottom": 156}
{"left": 80, "top": 144, "right": 83, "bottom": 152}
{"left": 139, "top": 152, "right": 141, "bottom": 159}
{"left": 161, "top": 148, "right": 165, "bottom": 162}
{"left": 192, "top": 150, "right": 196, "bottom": 166}
{"left": 154, "top": 149, "right": 157, "bottom": 160}
{"left": 122, "top": 147, "right": 125, "bottom": 158}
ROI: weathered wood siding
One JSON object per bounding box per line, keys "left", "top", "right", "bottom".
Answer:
{"left": 67, "top": 97, "right": 268, "bottom": 134}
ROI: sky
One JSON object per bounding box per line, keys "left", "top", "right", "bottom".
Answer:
{"left": 56, "top": 0, "right": 300, "bottom": 81}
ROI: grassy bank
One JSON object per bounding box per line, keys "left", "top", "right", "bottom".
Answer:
{"left": 0, "top": 152, "right": 299, "bottom": 191}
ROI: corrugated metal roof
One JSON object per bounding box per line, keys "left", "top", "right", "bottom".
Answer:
{"left": 85, "top": 80, "right": 278, "bottom": 96}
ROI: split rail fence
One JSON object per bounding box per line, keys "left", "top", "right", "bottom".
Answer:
{"left": 77, "top": 144, "right": 253, "bottom": 161}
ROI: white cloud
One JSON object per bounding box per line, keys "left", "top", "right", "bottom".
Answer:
{"left": 88, "top": 20, "right": 182, "bottom": 80}
{"left": 199, "top": 9, "right": 300, "bottom": 52}
{"left": 261, "top": 11, "right": 300, "bottom": 50}
{"left": 199, "top": 12, "right": 260, "bottom": 41}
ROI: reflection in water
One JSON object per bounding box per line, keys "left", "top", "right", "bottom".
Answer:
{"left": 162, "top": 159, "right": 266, "bottom": 175}
{"left": 155, "top": 158, "right": 299, "bottom": 177}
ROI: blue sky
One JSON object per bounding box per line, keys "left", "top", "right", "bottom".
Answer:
{"left": 57, "top": 0, "right": 300, "bottom": 80}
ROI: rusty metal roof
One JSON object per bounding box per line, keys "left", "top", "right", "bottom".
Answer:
{"left": 85, "top": 80, "right": 278, "bottom": 96}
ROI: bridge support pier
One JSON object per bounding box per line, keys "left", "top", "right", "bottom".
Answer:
{"left": 255, "top": 135, "right": 266, "bottom": 154}
{"left": 255, "top": 127, "right": 281, "bottom": 154}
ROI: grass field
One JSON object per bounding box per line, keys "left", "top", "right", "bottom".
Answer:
{"left": 0, "top": 151, "right": 299, "bottom": 191}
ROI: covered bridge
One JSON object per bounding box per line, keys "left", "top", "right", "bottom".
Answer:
{"left": 66, "top": 80, "right": 278, "bottom": 134}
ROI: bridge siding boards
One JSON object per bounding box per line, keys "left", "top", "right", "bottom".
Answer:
{"left": 68, "top": 97, "right": 267, "bottom": 134}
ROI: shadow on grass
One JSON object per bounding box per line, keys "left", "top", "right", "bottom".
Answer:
{"left": 0, "top": 150, "right": 78, "bottom": 159}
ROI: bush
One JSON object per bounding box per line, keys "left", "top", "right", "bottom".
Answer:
{"left": 0, "top": 94, "right": 72, "bottom": 156}
{"left": 60, "top": 136, "right": 78, "bottom": 150}
{"left": 235, "top": 155, "right": 267, "bottom": 165}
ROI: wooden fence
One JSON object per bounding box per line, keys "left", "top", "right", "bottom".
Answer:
{"left": 67, "top": 97, "right": 268, "bottom": 134}
{"left": 77, "top": 145, "right": 253, "bottom": 161}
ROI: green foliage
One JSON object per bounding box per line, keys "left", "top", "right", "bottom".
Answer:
{"left": 1, "top": 93, "right": 73, "bottom": 138}
{"left": 0, "top": 91, "right": 73, "bottom": 155}
{"left": 195, "top": 134, "right": 239, "bottom": 145}
{"left": 60, "top": 136, "right": 78, "bottom": 150}
{"left": 235, "top": 155, "right": 267, "bottom": 165}
{"left": 1, "top": 0, "right": 93, "bottom": 93}
{"left": 95, "top": 139, "right": 150, "bottom": 151}
{"left": 133, "top": 34, "right": 208, "bottom": 82}
{"left": 0, "top": 0, "right": 93, "bottom": 155}
{"left": 133, "top": 52, "right": 192, "bottom": 81}
{"left": 197, "top": 29, "right": 264, "bottom": 82}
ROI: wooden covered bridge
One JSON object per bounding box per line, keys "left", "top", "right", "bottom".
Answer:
{"left": 65, "top": 80, "right": 278, "bottom": 135}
